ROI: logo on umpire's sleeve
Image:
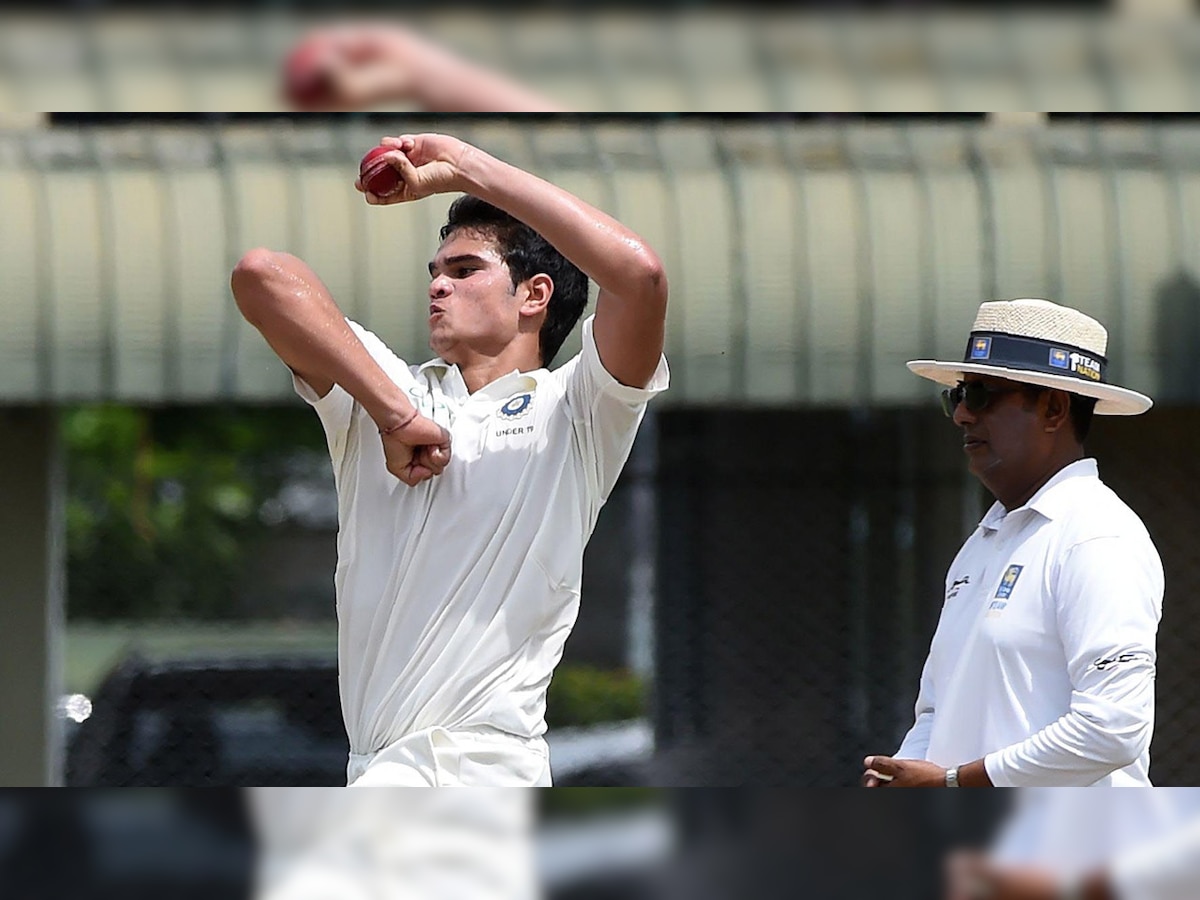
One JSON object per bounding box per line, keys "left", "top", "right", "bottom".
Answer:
{"left": 995, "top": 565, "right": 1023, "bottom": 599}
{"left": 1093, "top": 652, "right": 1146, "bottom": 671}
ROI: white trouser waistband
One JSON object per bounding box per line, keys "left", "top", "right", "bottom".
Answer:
{"left": 348, "top": 726, "right": 551, "bottom": 787}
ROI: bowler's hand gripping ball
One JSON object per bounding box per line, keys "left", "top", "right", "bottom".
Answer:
{"left": 283, "top": 37, "right": 333, "bottom": 108}
{"left": 360, "top": 146, "right": 404, "bottom": 199}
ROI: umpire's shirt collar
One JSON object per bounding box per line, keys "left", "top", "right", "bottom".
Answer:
{"left": 979, "top": 458, "right": 1100, "bottom": 533}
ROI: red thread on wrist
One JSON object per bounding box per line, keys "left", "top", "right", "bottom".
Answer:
{"left": 379, "top": 408, "right": 419, "bottom": 437}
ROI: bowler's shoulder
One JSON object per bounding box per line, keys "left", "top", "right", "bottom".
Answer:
{"left": 345, "top": 318, "right": 418, "bottom": 381}
{"left": 544, "top": 352, "right": 580, "bottom": 384}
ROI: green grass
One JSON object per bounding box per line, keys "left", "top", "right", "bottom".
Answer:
{"left": 65, "top": 620, "right": 338, "bottom": 695}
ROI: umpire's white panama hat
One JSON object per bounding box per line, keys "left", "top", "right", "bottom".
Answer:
{"left": 907, "top": 298, "right": 1153, "bottom": 416}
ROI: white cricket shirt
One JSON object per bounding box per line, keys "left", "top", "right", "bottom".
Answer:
{"left": 294, "top": 315, "right": 668, "bottom": 769}
{"left": 1111, "top": 798, "right": 1200, "bottom": 900}
{"left": 250, "top": 788, "right": 538, "bottom": 899}
{"left": 896, "top": 458, "right": 1164, "bottom": 786}
{"left": 989, "top": 789, "right": 1200, "bottom": 878}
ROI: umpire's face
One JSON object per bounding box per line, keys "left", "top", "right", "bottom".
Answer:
{"left": 950, "top": 374, "right": 1055, "bottom": 510}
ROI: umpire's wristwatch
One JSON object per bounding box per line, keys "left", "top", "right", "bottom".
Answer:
{"left": 944, "top": 766, "right": 960, "bottom": 788}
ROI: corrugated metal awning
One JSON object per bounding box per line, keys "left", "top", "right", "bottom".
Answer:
{"left": 0, "top": 120, "right": 1194, "bottom": 406}
{"left": 1, "top": 13, "right": 1195, "bottom": 112}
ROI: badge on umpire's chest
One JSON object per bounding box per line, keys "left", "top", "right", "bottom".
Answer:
{"left": 995, "top": 565, "right": 1023, "bottom": 600}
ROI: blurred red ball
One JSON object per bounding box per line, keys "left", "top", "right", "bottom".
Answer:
{"left": 360, "top": 146, "right": 403, "bottom": 198}
{"left": 283, "top": 38, "right": 333, "bottom": 108}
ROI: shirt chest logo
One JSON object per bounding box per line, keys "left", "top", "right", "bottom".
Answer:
{"left": 493, "top": 392, "right": 537, "bottom": 439}
{"left": 498, "top": 392, "right": 534, "bottom": 421}
{"left": 987, "top": 564, "right": 1024, "bottom": 616}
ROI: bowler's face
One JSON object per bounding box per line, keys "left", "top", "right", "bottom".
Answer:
{"left": 426, "top": 231, "right": 521, "bottom": 363}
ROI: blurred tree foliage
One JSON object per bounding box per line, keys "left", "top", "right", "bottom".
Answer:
{"left": 539, "top": 787, "right": 661, "bottom": 818}
{"left": 547, "top": 666, "right": 645, "bottom": 727}
{"left": 64, "top": 405, "right": 325, "bottom": 620}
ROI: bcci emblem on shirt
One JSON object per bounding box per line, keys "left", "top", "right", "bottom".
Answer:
{"left": 498, "top": 392, "right": 534, "bottom": 421}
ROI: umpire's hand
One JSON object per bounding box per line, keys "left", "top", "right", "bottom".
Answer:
{"left": 861, "top": 755, "right": 947, "bottom": 788}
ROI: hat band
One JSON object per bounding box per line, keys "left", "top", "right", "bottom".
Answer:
{"left": 962, "top": 332, "right": 1108, "bottom": 384}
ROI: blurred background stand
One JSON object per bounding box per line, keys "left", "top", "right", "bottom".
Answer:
{"left": 0, "top": 409, "right": 65, "bottom": 787}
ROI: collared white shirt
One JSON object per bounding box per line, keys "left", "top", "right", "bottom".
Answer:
{"left": 294, "top": 315, "right": 669, "bottom": 774}
{"left": 1111, "top": 798, "right": 1200, "bottom": 900}
{"left": 987, "top": 788, "right": 1200, "bottom": 894}
{"left": 249, "top": 788, "right": 538, "bottom": 899}
{"left": 896, "top": 458, "right": 1164, "bottom": 786}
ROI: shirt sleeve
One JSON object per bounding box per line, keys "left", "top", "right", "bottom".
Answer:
{"left": 897, "top": 566, "right": 962, "bottom": 760}
{"left": 983, "top": 533, "right": 1163, "bottom": 787}
{"left": 1110, "top": 815, "right": 1200, "bottom": 900}
{"left": 291, "top": 319, "right": 411, "bottom": 476}
{"left": 558, "top": 315, "right": 669, "bottom": 513}
{"left": 895, "top": 652, "right": 936, "bottom": 759}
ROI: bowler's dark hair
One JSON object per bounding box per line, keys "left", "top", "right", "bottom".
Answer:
{"left": 440, "top": 196, "right": 589, "bottom": 367}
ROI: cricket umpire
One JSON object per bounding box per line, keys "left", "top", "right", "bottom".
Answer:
{"left": 864, "top": 298, "right": 1163, "bottom": 788}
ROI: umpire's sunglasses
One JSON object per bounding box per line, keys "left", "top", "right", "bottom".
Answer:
{"left": 940, "top": 381, "right": 1029, "bottom": 418}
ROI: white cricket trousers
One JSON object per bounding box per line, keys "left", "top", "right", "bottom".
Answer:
{"left": 249, "top": 787, "right": 541, "bottom": 900}
{"left": 347, "top": 726, "right": 552, "bottom": 787}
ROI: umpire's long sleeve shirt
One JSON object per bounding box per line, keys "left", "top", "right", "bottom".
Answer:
{"left": 896, "top": 458, "right": 1163, "bottom": 786}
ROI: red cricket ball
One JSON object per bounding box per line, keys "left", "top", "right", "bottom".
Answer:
{"left": 283, "top": 38, "right": 332, "bottom": 108}
{"left": 359, "top": 146, "right": 403, "bottom": 198}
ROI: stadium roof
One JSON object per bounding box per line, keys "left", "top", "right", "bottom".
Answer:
{"left": 1, "top": 118, "right": 1195, "bottom": 406}
{"left": 1, "top": 12, "right": 1197, "bottom": 113}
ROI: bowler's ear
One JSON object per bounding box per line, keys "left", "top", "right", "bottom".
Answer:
{"left": 519, "top": 273, "right": 553, "bottom": 318}
{"left": 1043, "top": 389, "right": 1073, "bottom": 433}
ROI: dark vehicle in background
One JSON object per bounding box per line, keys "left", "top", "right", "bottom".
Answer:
{"left": 65, "top": 656, "right": 348, "bottom": 786}
{"left": 66, "top": 655, "right": 653, "bottom": 787}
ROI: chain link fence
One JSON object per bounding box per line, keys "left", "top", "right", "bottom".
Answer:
{"left": 59, "top": 404, "right": 1200, "bottom": 787}
{"left": 652, "top": 406, "right": 1200, "bottom": 786}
